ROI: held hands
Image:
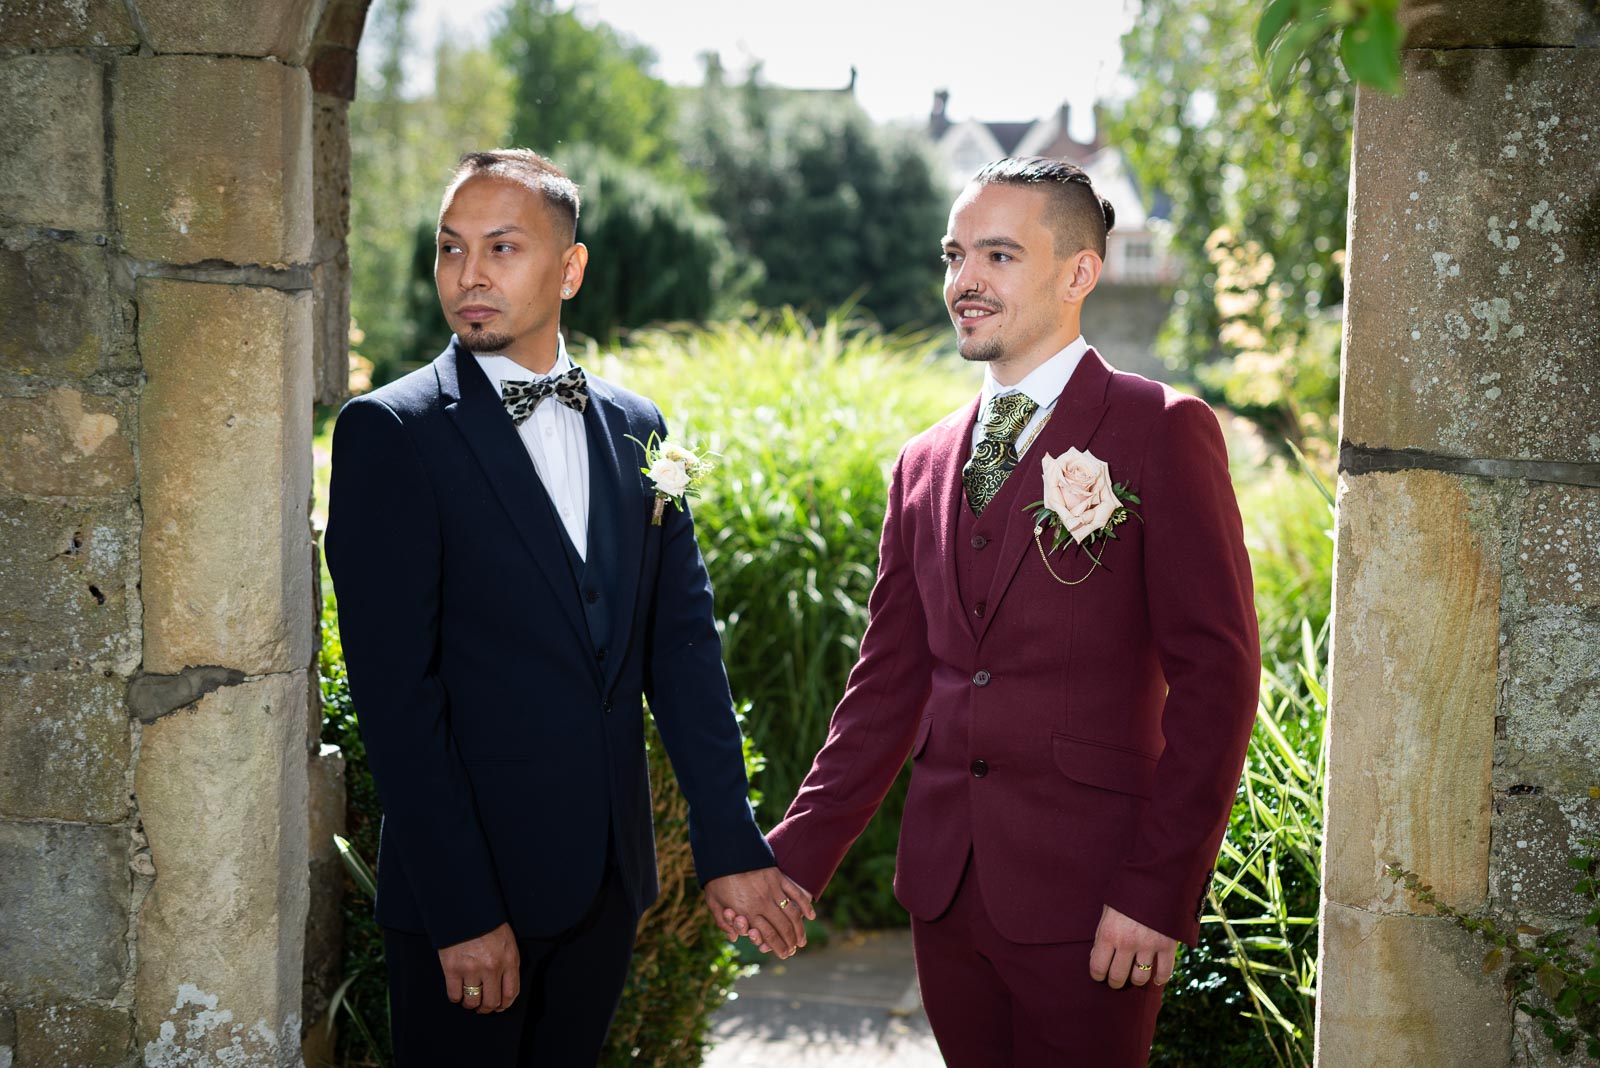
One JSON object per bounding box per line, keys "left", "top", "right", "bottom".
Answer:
{"left": 703, "top": 867, "right": 816, "bottom": 958}
{"left": 438, "top": 921, "right": 520, "bottom": 1013}
{"left": 1089, "top": 904, "right": 1178, "bottom": 989}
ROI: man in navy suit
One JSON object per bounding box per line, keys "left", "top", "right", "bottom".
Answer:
{"left": 325, "top": 149, "right": 812, "bottom": 1066}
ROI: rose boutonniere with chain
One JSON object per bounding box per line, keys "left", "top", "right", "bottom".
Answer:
{"left": 1025, "top": 447, "right": 1142, "bottom": 585}
{"left": 628, "top": 431, "right": 714, "bottom": 525}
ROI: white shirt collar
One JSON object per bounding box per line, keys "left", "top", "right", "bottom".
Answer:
{"left": 473, "top": 333, "right": 574, "bottom": 385}
{"left": 980, "top": 336, "right": 1089, "bottom": 412}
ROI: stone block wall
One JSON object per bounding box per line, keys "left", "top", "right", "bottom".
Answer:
{"left": 1080, "top": 281, "right": 1174, "bottom": 383}
{"left": 0, "top": 3, "right": 365, "bottom": 1065}
{"left": 1317, "top": 4, "right": 1600, "bottom": 1066}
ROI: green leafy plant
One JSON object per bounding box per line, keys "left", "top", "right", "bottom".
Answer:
{"left": 1388, "top": 846, "right": 1600, "bottom": 1060}
{"left": 599, "top": 711, "right": 758, "bottom": 1066}
{"left": 1204, "top": 615, "right": 1327, "bottom": 1068}
{"left": 325, "top": 835, "right": 387, "bottom": 1067}
{"left": 1153, "top": 457, "right": 1333, "bottom": 1067}
{"left": 1111, "top": 0, "right": 1352, "bottom": 447}
{"left": 1257, "top": 0, "right": 1403, "bottom": 95}
{"left": 318, "top": 594, "right": 391, "bottom": 1068}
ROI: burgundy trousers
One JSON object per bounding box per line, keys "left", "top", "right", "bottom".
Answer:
{"left": 911, "top": 853, "right": 1163, "bottom": 1067}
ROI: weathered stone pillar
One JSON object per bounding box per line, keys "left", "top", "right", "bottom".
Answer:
{"left": 0, "top": 1, "right": 372, "bottom": 1063}
{"left": 309, "top": 0, "right": 371, "bottom": 409}
{"left": 117, "top": 25, "right": 319, "bottom": 1067}
{"left": 300, "top": 6, "right": 371, "bottom": 1056}
{"left": 1318, "top": 4, "right": 1600, "bottom": 1066}
{"left": 1, "top": 9, "right": 143, "bottom": 1067}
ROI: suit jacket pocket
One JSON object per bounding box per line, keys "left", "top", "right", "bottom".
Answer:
{"left": 1052, "top": 733, "right": 1158, "bottom": 799}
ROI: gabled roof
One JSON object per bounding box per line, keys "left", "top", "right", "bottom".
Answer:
{"left": 984, "top": 121, "right": 1036, "bottom": 156}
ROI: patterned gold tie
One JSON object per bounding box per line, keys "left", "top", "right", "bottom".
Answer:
{"left": 962, "top": 392, "right": 1039, "bottom": 516}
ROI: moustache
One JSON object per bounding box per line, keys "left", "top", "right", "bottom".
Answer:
{"left": 954, "top": 293, "right": 1001, "bottom": 312}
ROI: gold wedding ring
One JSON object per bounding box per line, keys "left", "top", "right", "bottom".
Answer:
{"left": 463, "top": 984, "right": 483, "bottom": 997}
{"left": 777, "top": 898, "right": 790, "bottom": 909}
{"left": 1133, "top": 963, "right": 1153, "bottom": 972}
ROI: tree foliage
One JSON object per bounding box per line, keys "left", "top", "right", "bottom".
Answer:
{"left": 557, "top": 146, "right": 751, "bottom": 343}
{"left": 492, "top": 0, "right": 678, "bottom": 172}
{"left": 679, "top": 68, "right": 949, "bottom": 332}
{"left": 349, "top": 0, "right": 515, "bottom": 384}
{"left": 1109, "top": 0, "right": 1353, "bottom": 445}
{"left": 349, "top": 1, "right": 952, "bottom": 383}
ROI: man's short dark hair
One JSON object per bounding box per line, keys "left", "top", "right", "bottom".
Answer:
{"left": 970, "top": 156, "right": 1115, "bottom": 260}
{"left": 447, "top": 149, "right": 581, "bottom": 242}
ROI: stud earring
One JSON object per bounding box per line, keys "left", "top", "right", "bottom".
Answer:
{"left": 562, "top": 287, "right": 572, "bottom": 297}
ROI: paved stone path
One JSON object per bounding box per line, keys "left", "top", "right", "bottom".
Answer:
{"left": 703, "top": 929, "right": 945, "bottom": 1067}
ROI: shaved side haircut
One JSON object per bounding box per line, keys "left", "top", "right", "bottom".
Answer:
{"left": 970, "top": 156, "right": 1115, "bottom": 260}
{"left": 446, "top": 149, "right": 581, "bottom": 242}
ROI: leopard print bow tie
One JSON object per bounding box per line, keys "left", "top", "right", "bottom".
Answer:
{"left": 499, "top": 367, "right": 589, "bottom": 425}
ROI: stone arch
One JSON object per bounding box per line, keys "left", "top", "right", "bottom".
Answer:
{"left": 1, "top": 2, "right": 1596, "bottom": 1066}
{"left": 0, "top": 2, "right": 370, "bottom": 1063}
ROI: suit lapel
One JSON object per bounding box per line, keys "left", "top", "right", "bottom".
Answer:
{"left": 974, "top": 348, "right": 1113, "bottom": 641}
{"left": 933, "top": 398, "right": 982, "bottom": 643}
{"left": 582, "top": 378, "right": 646, "bottom": 696}
{"left": 440, "top": 341, "right": 593, "bottom": 657}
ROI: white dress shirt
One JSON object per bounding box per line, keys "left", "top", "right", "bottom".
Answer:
{"left": 475, "top": 337, "right": 590, "bottom": 559}
{"left": 971, "top": 335, "right": 1090, "bottom": 457}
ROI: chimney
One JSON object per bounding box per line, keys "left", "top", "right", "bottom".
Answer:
{"left": 931, "top": 89, "right": 951, "bottom": 139}
{"left": 699, "top": 51, "right": 724, "bottom": 88}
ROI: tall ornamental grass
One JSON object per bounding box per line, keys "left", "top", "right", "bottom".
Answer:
{"left": 1152, "top": 461, "right": 1333, "bottom": 1068}
{"left": 586, "top": 310, "right": 976, "bottom": 926}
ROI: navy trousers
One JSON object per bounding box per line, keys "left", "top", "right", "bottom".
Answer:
{"left": 383, "top": 862, "right": 636, "bottom": 1068}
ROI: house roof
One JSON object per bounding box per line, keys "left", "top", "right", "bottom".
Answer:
{"left": 928, "top": 94, "right": 1167, "bottom": 223}
{"left": 984, "top": 121, "right": 1036, "bottom": 156}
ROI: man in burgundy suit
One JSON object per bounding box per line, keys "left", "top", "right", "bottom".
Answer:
{"left": 747, "top": 157, "right": 1260, "bottom": 1064}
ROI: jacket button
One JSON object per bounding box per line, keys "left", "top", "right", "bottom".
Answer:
{"left": 974, "top": 601, "right": 986, "bottom": 617}
{"left": 585, "top": 589, "right": 599, "bottom": 604}
{"left": 973, "top": 669, "right": 991, "bottom": 686}
{"left": 603, "top": 700, "right": 613, "bottom": 715}
{"left": 970, "top": 759, "right": 988, "bottom": 778}
{"left": 971, "top": 535, "right": 987, "bottom": 549}
{"left": 596, "top": 647, "right": 607, "bottom": 662}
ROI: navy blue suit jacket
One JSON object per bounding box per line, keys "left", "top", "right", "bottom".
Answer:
{"left": 325, "top": 337, "right": 774, "bottom": 948}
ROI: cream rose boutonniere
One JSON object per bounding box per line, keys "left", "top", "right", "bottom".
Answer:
{"left": 629, "top": 431, "right": 714, "bottom": 525}
{"left": 1025, "top": 447, "right": 1142, "bottom": 585}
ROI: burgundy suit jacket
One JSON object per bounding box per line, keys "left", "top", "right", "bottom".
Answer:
{"left": 767, "top": 349, "right": 1260, "bottom": 946}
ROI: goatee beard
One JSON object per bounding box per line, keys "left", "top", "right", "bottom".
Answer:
{"left": 957, "top": 334, "right": 1003, "bottom": 363}
{"left": 458, "top": 324, "right": 515, "bottom": 353}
